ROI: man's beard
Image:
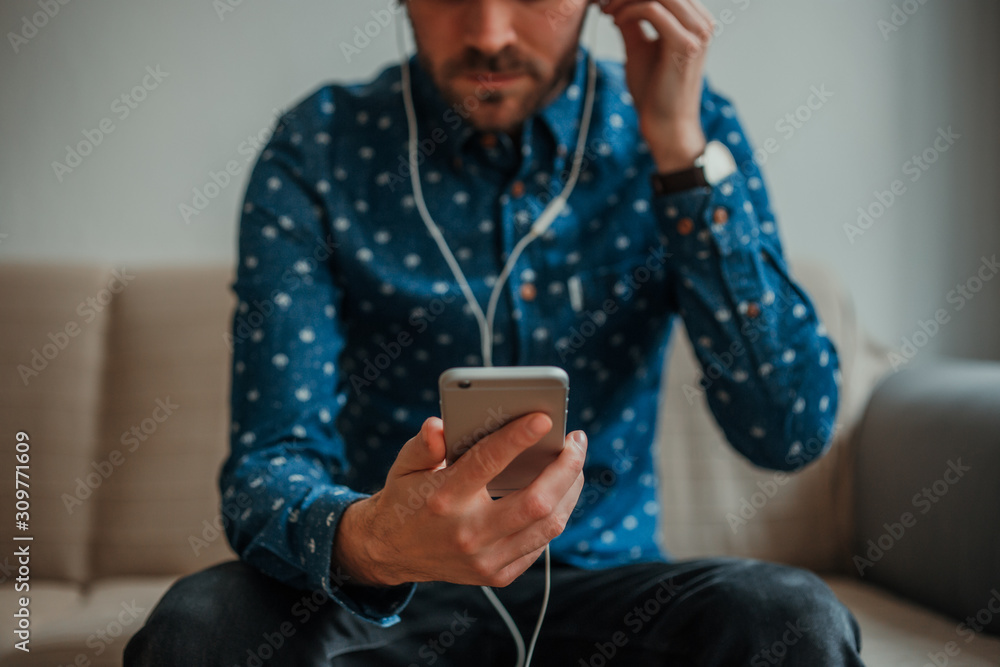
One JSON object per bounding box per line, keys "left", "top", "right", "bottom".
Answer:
{"left": 416, "top": 42, "right": 579, "bottom": 134}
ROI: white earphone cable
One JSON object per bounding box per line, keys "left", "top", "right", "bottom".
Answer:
{"left": 398, "top": 12, "right": 598, "bottom": 369}
{"left": 484, "top": 36, "right": 598, "bottom": 368}
{"left": 396, "top": 9, "right": 599, "bottom": 667}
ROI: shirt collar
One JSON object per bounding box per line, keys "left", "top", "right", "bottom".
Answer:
{"left": 406, "top": 46, "right": 593, "bottom": 170}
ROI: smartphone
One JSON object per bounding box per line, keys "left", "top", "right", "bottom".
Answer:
{"left": 439, "top": 366, "right": 570, "bottom": 497}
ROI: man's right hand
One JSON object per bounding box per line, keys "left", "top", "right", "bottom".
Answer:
{"left": 332, "top": 413, "right": 588, "bottom": 588}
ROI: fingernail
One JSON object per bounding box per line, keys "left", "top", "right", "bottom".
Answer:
{"left": 573, "top": 431, "right": 587, "bottom": 448}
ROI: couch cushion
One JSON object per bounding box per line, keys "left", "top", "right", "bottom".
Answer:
{"left": 823, "top": 576, "right": 1000, "bottom": 666}
{"left": 0, "top": 582, "right": 84, "bottom": 665}
{"left": 852, "top": 361, "right": 1000, "bottom": 634}
{"left": 655, "top": 259, "right": 890, "bottom": 572}
{"left": 91, "top": 266, "right": 238, "bottom": 577}
{"left": 0, "top": 576, "right": 176, "bottom": 667}
{"left": 0, "top": 264, "right": 117, "bottom": 583}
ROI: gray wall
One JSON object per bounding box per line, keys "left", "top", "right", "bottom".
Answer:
{"left": 1, "top": 0, "right": 998, "bottom": 364}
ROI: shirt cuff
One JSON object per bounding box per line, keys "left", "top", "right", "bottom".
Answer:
{"left": 653, "top": 172, "right": 767, "bottom": 305}
{"left": 310, "top": 491, "right": 418, "bottom": 627}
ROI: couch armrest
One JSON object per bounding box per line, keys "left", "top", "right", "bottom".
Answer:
{"left": 852, "top": 361, "right": 1000, "bottom": 634}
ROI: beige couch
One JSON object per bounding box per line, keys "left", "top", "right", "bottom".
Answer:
{"left": 0, "top": 261, "right": 997, "bottom": 666}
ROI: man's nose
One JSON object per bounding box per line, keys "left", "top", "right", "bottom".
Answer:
{"left": 463, "top": 0, "right": 518, "bottom": 57}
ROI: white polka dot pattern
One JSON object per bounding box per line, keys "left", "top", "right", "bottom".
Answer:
{"left": 222, "top": 50, "right": 841, "bottom": 628}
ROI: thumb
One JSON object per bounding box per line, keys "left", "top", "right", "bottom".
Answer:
{"left": 391, "top": 417, "right": 447, "bottom": 477}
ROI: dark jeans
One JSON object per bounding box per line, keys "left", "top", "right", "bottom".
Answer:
{"left": 124, "top": 555, "right": 864, "bottom": 666}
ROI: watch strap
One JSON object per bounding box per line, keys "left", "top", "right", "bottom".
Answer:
{"left": 650, "top": 165, "right": 710, "bottom": 197}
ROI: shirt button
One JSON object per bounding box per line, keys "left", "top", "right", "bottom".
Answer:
{"left": 677, "top": 218, "right": 694, "bottom": 235}
{"left": 511, "top": 181, "right": 526, "bottom": 198}
{"left": 520, "top": 283, "right": 537, "bottom": 301}
{"left": 746, "top": 302, "right": 761, "bottom": 318}
{"left": 712, "top": 207, "right": 729, "bottom": 224}
{"left": 480, "top": 133, "right": 497, "bottom": 149}
{"left": 452, "top": 156, "right": 463, "bottom": 170}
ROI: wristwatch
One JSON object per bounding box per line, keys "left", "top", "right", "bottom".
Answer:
{"left": 650, "top": 140, "right": 738, "bottom": 196}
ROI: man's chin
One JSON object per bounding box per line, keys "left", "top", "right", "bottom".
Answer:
{"left": 440, "top": 79, "right": 539, "bottom": 129}
{"left": 454, "top": 100, "right": 529, "bottom": 135}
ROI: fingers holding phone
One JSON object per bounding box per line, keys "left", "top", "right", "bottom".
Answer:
{"left": 332, "top": 367, "right": 588, "bottom": 588}
{"left": 445, "top": 411, "right": 553, "bottom": 498}
{"left": 439, "top": 365, "right": 571, "bottom": 497}
{"left": 490, "top": 428, "right": 588, "bottom": 537}
{"left": 342, "top": 410, "right": 586, "bottom": 588}
{"left": 490, "top": 431, "right": 588, "bottom": 569}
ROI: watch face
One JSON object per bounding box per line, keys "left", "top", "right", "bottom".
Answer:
{"left": 704, "top": 140, "right": 738, "bottom": 186}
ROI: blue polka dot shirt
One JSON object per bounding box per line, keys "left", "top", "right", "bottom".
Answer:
{"left": 221, "top": 47, "right": 841, "bottom": 627}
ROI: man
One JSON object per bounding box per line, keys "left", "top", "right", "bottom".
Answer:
{"left": 126, "top": 0, "right": 864, "bottom": 664}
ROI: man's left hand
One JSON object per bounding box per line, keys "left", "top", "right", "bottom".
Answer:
{"left": 599, "top": 0, "right": 715, "bottom": 173}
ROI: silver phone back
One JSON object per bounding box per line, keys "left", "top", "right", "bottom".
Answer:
{"left": 439, "top": 366, "right": 569, "bottom": 496}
